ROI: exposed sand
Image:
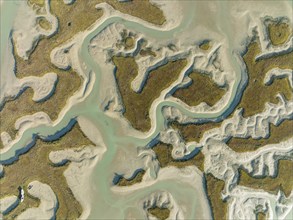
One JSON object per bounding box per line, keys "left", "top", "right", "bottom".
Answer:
{"left": 0, "top": 164, "right": 3, "bottom": 177}
{"left": 13, "top": 0, "right": 58, "bottom": 60}
{"left": 228, "top": 185, "right": 293, "bottom": 220}
{"left": 63, "top": 0, "right": 75, "bottom": 5}
{"left": 0, "top": 112, "right": 53, "bottom": 152}
{"left": 1, "top": 0, "right": 292, "bottom": 219}
{"left": 257, "top": 16, "right": 293, "bottom": 60}
{"left": 0, "top": 35, "right": 96, "bottom": 154}
{"left": 142, "top": 191, "right": 181, "bottom": 220}
{"left": 0, "top": 195, "right": 19, "bottom": 216}
{"left": 16, "top": 181, "right": 57, "bottom": 220}
{"left": 0, "top": 40, "right": 57, "bottom": 109}
{"left": 47, "top": 116, "right": 106, "bottom": 219}
{"left": 264, "top": 68, "right": 293, "bottom": 88}
{"left": 88, "top": 5, "right": 239, "bottom": 141}
{"left": 112, "top": 166, "right": 212, "bottom": 220}
{"left": 49, "top": 145, "right": 102, "bottom": 219}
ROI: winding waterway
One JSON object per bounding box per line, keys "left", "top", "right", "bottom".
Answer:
{"left": 1, "top": 0, "right": 292, "bottom": 219}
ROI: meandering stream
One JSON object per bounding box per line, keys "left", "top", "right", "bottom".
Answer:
{"left": 1, "top": 0, "right": 291, "bottom": 219}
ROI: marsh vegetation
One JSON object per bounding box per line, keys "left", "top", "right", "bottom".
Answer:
{"left": 113, "top": 57, "right": 187, "bottom": 132}
{"left": 227, "top": 120, "right": 293, "bottom": 152}
{"left": 205, "top": 174, "right": 227, "bottom": 220}
{"left": 0, "top": 124, "right": 93, "bottom": 219}
{"left": 199, "top": 40, "right": 211, "bottom": 51}
{"left": 268, "top": 21, "right": 292, "bottom": 46}
{"left": 115, "top": 170, "right": 146, "bottom": 186}
{"left": 1, "top": 0, "right": 165, "bottom": 145}
{"left": 152, "top": 142, "right": 204, "bottom": 171}
{"left": 238, "top": 160, "right": 293, "bottom": 197}
{"left": 239, "top": 41, "right": 292, "bottom": 117}
{"left": 173, "top": 72, "right": 226, "bottom": 107}
{"left": 148, "top": 207, "right": 170, "bottom": 220}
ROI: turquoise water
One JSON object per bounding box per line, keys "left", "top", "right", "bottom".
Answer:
{"left": 0, "top": 1, "right": 243, "bottom": 219}
{"left": 0, "top": 1, "right": 19, "bottom": 65}
{"left": 0, "top": 1, "right": 242, "bottom": 161}
{"left": 1, "top": 0, "right": 292, "bottom": 219}
{"left": 78, "top": 3, "right": 239, "bottom": 219}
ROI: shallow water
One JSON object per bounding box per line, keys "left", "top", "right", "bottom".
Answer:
{"left": 0, "top": 1, "right": 19, "bottom": 64}
{"left": 0, "top": 1, "right": 243, "bottom": 160}
{"left": 1, "top": 0, "right": 292, "bottom": 219}
{"left": 0, "top": 0, "right": 20, "bottom": 91}
{"left": 79, "top": 2, "right": 241, "bottom": 219}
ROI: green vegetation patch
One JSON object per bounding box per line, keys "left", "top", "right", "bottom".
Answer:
{"left": 37, "top": 17, "right": 52, "bottom": 31}
{"left": 139, "top": 48, "right": 156, "bottom": 57}
{"left": 240, "top": 41, "right": 292, "bottom": 117}
{"left": 0, "top": 124, "right": 94, "bottom": 219}
{"left": 124, "top": 37, "right": 135, "bottom": 50}
{"left": 256, "top": 212, "right": 267, "bottom": 220}
{"left": 170, "top": 121, "right": 222, "bottom": 143}
{"left": 199, "top": 40, "right": 211, "bottom": 51}
{"left": 205, "top": 174, "right": 227, "bottom": 220}
{"left": 173, "top": 72, "right": 226, "bottom": 107}
{"left": 27, "top": 0, "right": 165, "bottom": 61}
{"left": 0, "top": 68, "right": 81, "bottom": 146}
{"left": 2, "top": 0, "right": 166, "bottom": 143}
{"left": 113, "top": 57, "right": 187, "bottom": 132}
{"left": 49, "top": 0, "right": 165, "bottom": 52}
{"left": 148, "top": 207, "right": 170, "bottom": 220}
{"left": 152, "top": 142, "right": 204, "bottom": 172}
{"left": 151, "top": 142, "right": 225, "bottom": 220}
{"left": 104, "top": 0, "right": 166, "bottom": 26}
{"left": 28, "top": 0, "right": 45, "bottom": 8}
{"left": 115, "top": 170, "right": 145, "bottom": 186}
{"left": 116, "top": 30, "right": 136, "bottom": 50}
{"left": 0, "top": 0, "right": 165, "bottom": 215}
{"left": 268, "top": 21, "right": 292, "bottom": 46}
{"left": 116, "top": 142, "right": 204, "bottom": 186}
{"left": 227, "top": 120, "right": 293, "bottom": 152}
{"left": 238, "top": 160, "right": 293, "bottom": 197}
